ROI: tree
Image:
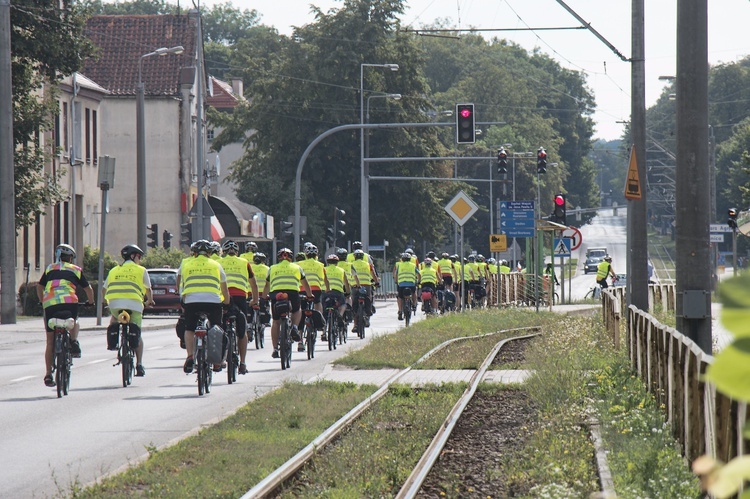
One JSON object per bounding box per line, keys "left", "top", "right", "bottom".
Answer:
{"left": 10, "top": 0, "right": 95, "bottom": 229}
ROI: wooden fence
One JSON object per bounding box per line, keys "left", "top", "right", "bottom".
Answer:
{"left": 602, "top": 285, "right": 748, "bottom": 464}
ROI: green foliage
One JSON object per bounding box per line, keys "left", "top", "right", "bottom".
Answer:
{"left": 82, "top": 246, "right": 118, "bottom": 281}
{"left": 140, "top": 246, "right": 187, "bottom": 269}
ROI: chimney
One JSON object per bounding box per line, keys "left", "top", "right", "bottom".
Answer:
{"left": 231, "top": 78, "right": 243, "bottom": 98}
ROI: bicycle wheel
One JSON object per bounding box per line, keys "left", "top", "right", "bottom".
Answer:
{"left": 61, "top": 349, "right": 71, "bottom": 396}
{"left": 55, "top": 351, "right": 65, "bottom": 398}
{"left": 205, "top": 359, "right": 212, "bottom": 394}
{"left": 357, "top": 306, "right": 365, "bottom": 339}
{"left": 121, "top": 328, "right": 134, "bottom": 388}
{"left": 327, "top": 311, "right": 335, "bottom": 351}
{"left": 254, "top": 314, "right": 263, "bottom": 349}
{"left": 306, "top": 324, "right": 316, "bottom": 360}
{"left": 279, "top": 321, "right": 290, "bottom": 370}
{"left": 404, "top": 299, "right": 412, "bottom": 326}
{"left": 197, "top": 347, "right": 206, "bottom": 396}
{"left": 226, "top": 323, "right": 237, "bottom": 384}
{"left": 339, "top": 314, "right": 347, "bottom": 344}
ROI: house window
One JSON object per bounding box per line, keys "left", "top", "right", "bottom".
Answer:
{"left": 207, "top": 128, "right": 215, "bottom": 141}
{"left": 35, "top": 213, "right": 41, "bottom": 270}
{"left": 62, "top": 101, "right": 68, "bottom": 155}
{"left": 72, "top": 101, "right": 82, "bottom": 164}
{"left": 23, "top": 225, "right": 29, "bottom": 269}
{"left": 92, "top": 110, "right": 98, "bottom": 165}
{"left": 85, "top": 107, "right": 91, "bottom": 164}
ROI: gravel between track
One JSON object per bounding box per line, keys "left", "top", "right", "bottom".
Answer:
{"left": 417, "top": 336, "right": 537, "bottom": 498}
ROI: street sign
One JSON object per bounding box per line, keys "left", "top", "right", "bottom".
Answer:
{"left": 187, "top": 196, "right": 215, "bottom": 218}
{"left": 500, "top": 218, "right": 535, "bottom": 229}
{"left": 499, "top": 200, "right": 535, "bottom": 238}
{"left": 489, "top": 234, "right": 507, "bottom": 252}
{"left": 710, "top": 224, "right": 733, "bottom": 233}
{"left": 561, "top": 226, "right": 583, "bottom": 250}
{"left": 553, "top": 238, "right": 571, "bottom": 257}
{"left": 445, "top": 190, "right": 479, "bottom": 226}
{"left": 624, "top": 145, "right": 642, "bottom": 200}
{"left": 710, "top": 233, "right": 725, "bottom": 243}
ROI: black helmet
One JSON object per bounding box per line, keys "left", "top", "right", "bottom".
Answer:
{"left": 56, "top": 243, "right": 76, "bottom": 261}
{"left": 352, "top": 241, "right": 363, "bottom": 250}
{"left": 222, "top": 240, "right": 239, "bottom": 254}
{"left": 336, "top": 248, "right": 348, "bottom": 258}
{"left": 427, "top": 251, "right": 436, "bottom": 259}
{"left": 121, "top": 244, "right": 144, "bottom": 261}
{"left": 277, "top": 247, "right": 293, "bottom": 260}
{"left": 253, "top": 253, "right": 266, "bottom": 264}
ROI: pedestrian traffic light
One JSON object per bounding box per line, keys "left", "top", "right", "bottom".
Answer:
{"left": 497, "top": 147, "right": 508, "bottom": 174}
{"left": 162, "top": 229, "right": 172, "bottom": 249}
{"left": 281, "top": 220, "right": 293, "bottom": 235}
{"left": 536, "top": 147, "right": 547, "bottom": 174}
{"left": 147, "top": 224, "right": 158, "bottom": 249}
{"left": 180, "top": 222, "right": 192, "bottom": 246}
{"left": 553, "top": 194, "right": 566, "bottom": 225}
{"left": 455, "top": 103, "right": 475, "bottom": 144}
{"left": 728, "top": 208, "right": 738, "bottom": 229}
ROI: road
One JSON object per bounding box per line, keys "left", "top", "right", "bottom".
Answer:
{"left": 0, "top": 301, "right": 411, "bottom": 497}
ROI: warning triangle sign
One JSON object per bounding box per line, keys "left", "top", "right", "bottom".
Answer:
{"left": 624, "top": 145, "right": 642, "bottom": 200}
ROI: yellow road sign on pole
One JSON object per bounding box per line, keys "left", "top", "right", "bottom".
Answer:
{"left": 489, "top": 234, "right": 507, "bottom": 252}
{"left": 624, "top": 144, "right": 642, "bottom": 200}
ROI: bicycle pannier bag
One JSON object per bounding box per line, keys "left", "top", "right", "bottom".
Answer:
{"left": 127, "top": 323, "right": 142, "bottom": 349}
{"left": 106, "top": 323, "right": 119, "bottom": 350}
{"left": 206, "top": 325, "right": 226, "bottom": 364}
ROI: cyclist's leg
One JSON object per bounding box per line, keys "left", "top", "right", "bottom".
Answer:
{"left": 182, "top": 303, "right": 200, "bottom": 371}
{"left": 232, "top": 297, "right": 248, "bottom": 365}
{"left": 128, "top": 310, "right": 145, "bottom": 366}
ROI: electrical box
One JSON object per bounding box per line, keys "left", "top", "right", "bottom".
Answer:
{"left": 680, "top": 290, "right": 710, "bottom": 319}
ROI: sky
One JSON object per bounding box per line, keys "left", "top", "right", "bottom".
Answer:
{"left": 198, "top": 0, "right": 750, "bottom": 141}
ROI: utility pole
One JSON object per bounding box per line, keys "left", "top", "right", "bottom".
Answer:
{"left": 675, "top": 0, "right": 712, "bottom": 353}
{"left": 0, "top": 0, "right": 16, "bottom": 323}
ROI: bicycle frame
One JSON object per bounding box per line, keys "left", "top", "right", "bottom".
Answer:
{"left": 194, "top": 314, "right": 212, "bottom": 396}
{"left": 114, "top": 310, "right": 135, "bottom": 388}
{"left": 223, "top": 309, "right": 238, "bottom": 384}
{"left": 49, "top": 316, "right": 76, "bottom": 398}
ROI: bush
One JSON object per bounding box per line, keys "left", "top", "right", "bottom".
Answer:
{"left": 83, "top": 246, "right": 118, "bottom": 281}
{"left": 141, "top": 246, "right": 186, "bottom": 269}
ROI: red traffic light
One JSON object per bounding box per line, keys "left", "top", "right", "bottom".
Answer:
{"left": 555, "top": 195, "right": 565, "bottom": 206}
{"left": 459, "top": 107, "right": 472, "bottom": 118}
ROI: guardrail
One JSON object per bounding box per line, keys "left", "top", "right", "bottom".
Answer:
{"left": 601, "top": 284, "right": 748, "bottom": 464}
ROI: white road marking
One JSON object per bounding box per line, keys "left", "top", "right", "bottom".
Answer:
{"left": 10, "top": 376, "right": 35, "bottom": 383}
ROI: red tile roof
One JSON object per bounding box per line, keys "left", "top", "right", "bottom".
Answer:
{"left": 207, "top": 76, "right": 241, "bottom": 110}
{"left": 82, "top": 14, "right": 199, "bottom": 97}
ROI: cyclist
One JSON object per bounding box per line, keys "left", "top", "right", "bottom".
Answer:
{"left": 350, "top": 249, "right": 378, "bottom": 334}
{"left": 37, "top": 244, "right": 95, "bottom": 387}
{"left": 419, "top": 258, "right": 440, "bottom": 312}
{"left": 464, "top": 255, "right": 479, "bottom": 306}
{"left": 450, "top": 254, "right": 462, "bottom": 304}
{"left": 240, "top": 241, "right": 257, "bottom": 263}
{"left": 336, "top": 248, "right": 356, "bottom": 323}
{"left": 295, "top": 251, "right": 306, "bottom": 263}
{"left": 346, "top": 241, "right": 373, "bottom": 265}
{"left": 177, "top": 239, "right": 231, "bottom": 374}
{"left": 394, "top": 252, "right": 419, "bottom": 321}
{"left": 475, "top": 254, "right": 488, "bottom": 307}
{"left": 436, "top": 252, "right": 455, "bottom": 311}
{"left": 250, "top": 252, "right": 271, "bottom": 331}
{"left": 263, "top": 247, "right": 313, "bottom": 359}
{"left": 296, "top": 244, "right": 329, "bottom": 350}
{"left": 322, "top": 254, "right": 352, "bottom": 330}
{"left": 102, "top": 244, "right": 154, "bottom": 377}
{"left": 596, "top": 255, "right": 617, "bottom": 289}
{"left": 220, "top": 239, "right": 259, "bottom": 374}
{"left": 499, "top": 259, "right": 511, "bottom": 273}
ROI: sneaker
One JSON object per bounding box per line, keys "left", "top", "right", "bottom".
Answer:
{"left": 321, "top": 333, "right": 327, "bottom": 342}
{"left": 135, "top": 364, "right": 146, "bottom": 377}
{"left": 290, "top": 326, "right": 301, "bottom": 342}
{"left": 44, "top": 374, "right": 55, "bottom": 387}
{"left": 70, "top": 340, "right": 82, "bottom": 358}
{"left": 183, "top": 357, "right": 194, "bottom": 373}
{"left": 398, "top": 311, "right": 403, "bottom": 321}
{"left": 351, "top": 325, "right": 358, "bottom": 334}
{"left": 179, "top": 338, "right": 186, "bottom": 349}
{"left": 213, "top": 364, "right": 223, "bottom": 373}
{"left": 371, "top": 305, "right": 376, "bottom": 314}
{"left": 239, "top": 363, "right": 248, "bottom": 375}
{"left": 272, "top": 349, "right": 280, "bottom": 359}
{"left": 364, "top": 316, "right": 370, "bottom": 327}
{"left": 297, "top": 342, "right": 305, "bottom": 352}
{"left": 247, "top": 331, "right": 254, "bottom": 342}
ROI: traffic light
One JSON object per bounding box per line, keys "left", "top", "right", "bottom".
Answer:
{"left": 497, "top": 147, "right": 508, "bottom": 174}
{"left": 455, "top": 103, "right": 475, "bottom": 144}
{"left": 553, "top": 194, "right": 566, "bottom": 225}
{"left": 728, "top": 208, "right": 738, "bottom": 229}
{"left": 162, "top": 229, "right": 172, "bottom": 249}
{"left": 536, "top": 147, "right": 547, "bottom": 174}
{"left": 326, "top": 226, "right": 336, "bottom": 245}
{"left": 180, "top": 222, "right": 192, "bottom": 247}
{"left": 334, "top": 208, "right": 346, "bottom": 239}
{"left": 147, "top": 224, "right": 158, "bottom": 249}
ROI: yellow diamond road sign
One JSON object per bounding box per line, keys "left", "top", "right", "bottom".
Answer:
{"left": 445, "top": 190, "right": 479, "bottom": 226}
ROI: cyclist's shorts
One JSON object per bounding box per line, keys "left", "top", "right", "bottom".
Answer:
{"left": 184, "top": 302, "right": 223, "bottom": 332}
{"left": 311, "top": 289, "right": 322, "bottom": 304}
{"left": 44, "top": 303, "right": 79, "bottom": 333}
{"left": 441, "top": 276, "right": 453, "bottom": 286}
{"left": 322, "top": 291, "right": 345, "bottom": 310}
{"left": 270, "top": 290, "right": 300, "bottom": 320}
{"left": 110, "top": 309, "right": 144, "bottom": 328}
{"left": 421, "top": 283, "right": 436, "bottom": 293}
{"left": 398, "top": 285, "right": 415, "bottom": 299}
{"left": 226, "top": 297, "right": 247, "bottom": 339}
{"left": 596, "top": 278, "right": 609, "bottom": 289}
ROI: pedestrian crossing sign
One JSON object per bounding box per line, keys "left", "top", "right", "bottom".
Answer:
{"left": 553, "top": 237, "right": 571, "bottom": 257}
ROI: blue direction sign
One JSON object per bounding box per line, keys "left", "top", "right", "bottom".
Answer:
{"left": 499, "top": 200, "right": 535, "bottom": 238}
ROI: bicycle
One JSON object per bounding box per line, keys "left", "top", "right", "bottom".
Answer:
{"left": 403, "top": 288, "right": 414, "bottom": 327}
{"left": 49, "top": 313, "right": 77, "bottom": 398}
{"left": 193, "top": 313, "right": 213, "bottom": 396}
{"left": 421, "top": 288, "right": 434, "bottom": 315}
{"left": 354, "top": 287, "right": 368, "bottom": 339}
{"left": 223, "top": 307, "right": 239, "bottom": 384}
{"left": 112, "top": 309, "right": 137, "bottom": 388}
{"left": 274, "top": 293, "right": 293, "bottom": 370}
{"left": 324, "top": 297, "right": 338, "bottom": 351}
{"left": 301, "top": 297, "right": 316, "bottom": 360}
{"left": 251, "top": 299, "right": 267, "bottom": 349}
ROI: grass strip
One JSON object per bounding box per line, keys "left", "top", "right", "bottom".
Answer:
{"left": 274, "top": 383, "right": 465, "bottom": 498}
{"left": 79, "top": 381, "right": 376, "bottom": 498}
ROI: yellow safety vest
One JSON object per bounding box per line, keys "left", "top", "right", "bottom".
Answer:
{"left": 251, "top": 263, "right": 269, "bottom": 285}
{"left": 221, "top": 255, "right": 250, "bottom": 293}
{"left": 181, "top": 256, "right": 223, "bottom": 298}
{"left": 499, "top": 265, "right": 511, "bottom": 274}
{"left": 297, "top": 258, "right": 325, "bottom": 290}
{"left": 347, "top": 251, "right": 371, "bottom": 263}
{"left": 326, "top": 264, "right": 346, "bottom": 293}
{"left": 268, "top": 260, "right": 303, "bottom": 292}
{"left": 351, "top": 259, "right": 373, "bottom": 286}
{"left": 396, "top": 261, "right": 418, "bottom": 284}
{"left": 454, "top": 262, "right": 463, "bottom": 280}
{"left": 338, "top": 260, "right": 355, "bottom": 285}
{"left": 420, "top": 266, "right": 438, "bottom": 284}
{"left": 105, "top": 262, "right": 147, "bottom": 303}
{"left": 465, "top": 262, "right": 478, "bottom": 280}
{"left": 597, "top": 261, "right": 611, "bottom": 280}
{"left": 437, "top": 258, "right": 453, "bottom": 276}
{"left": 240, "top": 251, "right": 255, "bottom": 262}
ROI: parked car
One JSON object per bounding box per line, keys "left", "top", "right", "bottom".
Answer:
{"left": 145, "top": 268, "right": 180, "bottom": 314}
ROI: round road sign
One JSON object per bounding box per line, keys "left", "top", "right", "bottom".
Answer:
{"left": 561, "top": 226, "right": 583, "bottom": 251}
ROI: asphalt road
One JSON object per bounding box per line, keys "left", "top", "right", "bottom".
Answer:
{"left": 0, "top": 300, "right": 410, "bottom": 497}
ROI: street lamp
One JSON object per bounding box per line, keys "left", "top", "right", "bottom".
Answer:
{"left": 136, "top": 45, "right": 184, "bottom": 249}
{"left": 360, "top": 63, "right": 398, "bottom": 250}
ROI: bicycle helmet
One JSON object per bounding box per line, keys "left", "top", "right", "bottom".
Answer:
{"left": 477, "top": 254, "right": 485, "bottom": 262}
{"left": 401, "top": 253, "right": 411, "bottom": 261}
{"left": 427, "top": 251, "right": 436, "bottom": 259}
{"left": 467, "top": 255, "right": 476, "bottom": 262}
{"left": 56, "top": 243, "right": 76, "bottom": 261}
{"left": 121, "top": 244, "right": 145, "bottom": 261}
{"left": 353, "top": 249, "right": 365, "bottom": 259}
{"left": 487, "top": 257, "right": 497, "bottom": 264}
{"left": 352, "top": 241, "right": 363, "bottom": 250}
{"left": 209, "top": 241, "right": 221, "bottom": 255}
{"left": 295, "top": 252, "right": 306, "bottom": 261}
{"left": 277, "top": 247, "right": 293, "bottom": 261}
{"left": 305, "top": 244, "right": 318, "bottom": 257}
{"left": 194, "top": 239, "right": 211, "bottom": 255}
{"left": 222, "top": 240, "right": 239, "bottom": 255}
{"left": 253, "top": 252, "right": 266, "bottom": 264}
{"left": 604, "top": 255, "right": 612, "bottom": 262}
{"left": 423, "top": 258, "right": 433, "bottom": 266}
{"left": 326, "top": 254, "right": 339, "bottom": 264}
{"left": 405, "top": 248, "right": 414, "bottom": 255}
{"left": 245, "top": 241, "right": 257, "bottom": 252}
{"left": 449, "top": 254, "right": 457, "bottom": 262}
{"left": 336, "top": 248, "right": 348, "bottom": 259}
{"left": 189, "top": 241, "right": 200, "bottom": 254}
{"left": 441, "top": 252, "right": 449, "bottom": 259}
